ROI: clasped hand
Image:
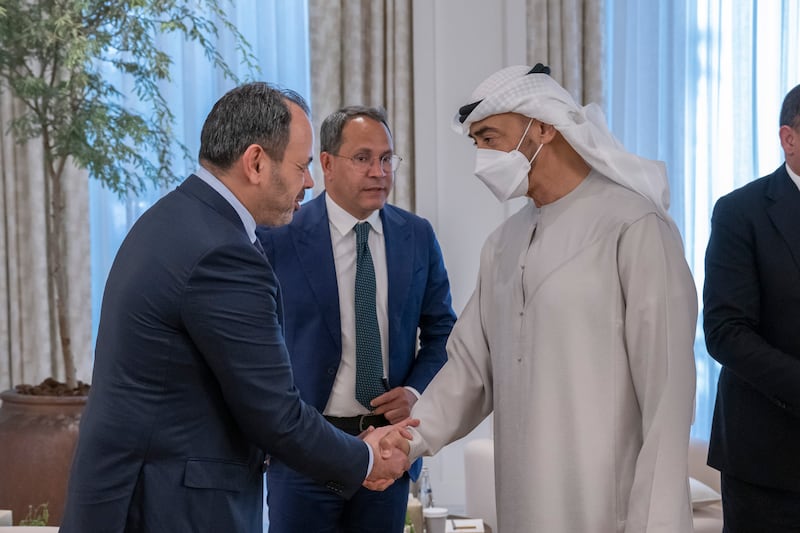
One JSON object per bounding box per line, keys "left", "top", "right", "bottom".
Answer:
{"left": 361, "top": 417, "right": 419, "bottom": 491}
{"left": 369, "top": 386, "right": 418, "bottom": 423}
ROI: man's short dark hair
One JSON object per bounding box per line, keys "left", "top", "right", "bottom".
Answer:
{"left": 320, "top": 106, "right": 392, "bottom": 155}
{"left": 198, "top": 82, "right": 310, "bottom": 169}
{"left": 780, "top": 84, "right": 800, "bottom": 129}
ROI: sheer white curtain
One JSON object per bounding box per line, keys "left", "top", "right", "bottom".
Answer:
{"left": 0, "top": 105, "right": 92, "bottom": 389}
{"left": 90, "top": 0, "right": 311, "bottom": 342}
{"left": 605, "top": 0, "right": 799, "bottom": 440}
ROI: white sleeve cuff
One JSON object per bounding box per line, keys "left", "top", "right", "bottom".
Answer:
{"left": 365, "top": 441, "right": 374, "bottom": 479}
{"left": 405, "top": 386, "right": 421, "bottom": 400}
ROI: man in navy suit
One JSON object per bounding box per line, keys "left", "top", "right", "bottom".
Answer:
{"left": 259, "top": 106, "right": 456, "bottom": 532}
{"left": 704, "top": 83, "right": 800, "bottom": 532}
{"left": 60, "top": 84, "right": 413, "bottom": 533}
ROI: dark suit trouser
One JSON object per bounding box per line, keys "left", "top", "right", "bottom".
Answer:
{"left": 722, "top": 473, "right": 800, "bottom": 533}
{"left": 267, "top": 459, "right": 410, "bottom": 533}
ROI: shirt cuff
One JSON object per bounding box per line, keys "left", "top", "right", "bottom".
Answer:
{"left": 365, "top": 441, "right": 374, "bottom": 479}
{"left": 404, "top": 386, "right": 421, "bottom": 400}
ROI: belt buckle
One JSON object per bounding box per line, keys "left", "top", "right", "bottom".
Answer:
{"left": 358, "top": 414, "right": 371, "bottom": 433}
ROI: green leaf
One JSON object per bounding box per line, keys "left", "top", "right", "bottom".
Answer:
{"left": 0, "top": 0, "right": 258, "bottom": 198}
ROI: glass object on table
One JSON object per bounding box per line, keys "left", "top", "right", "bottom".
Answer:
{"left": 419, "top": 466, "right": 434, "bottom": 508}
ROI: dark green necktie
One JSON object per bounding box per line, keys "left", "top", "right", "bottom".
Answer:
{"left": 354, "top": 222, "right": 384, "bottom": 409}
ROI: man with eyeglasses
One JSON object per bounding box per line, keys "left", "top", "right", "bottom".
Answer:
{"left": 258, "top": 105, "right": 456, "bottom": 532}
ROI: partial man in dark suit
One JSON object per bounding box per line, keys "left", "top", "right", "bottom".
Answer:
{"left": 60, "top": 83, "right": 414, "bottom": 533}
{"left": 704, "top": 83, "right": 800, "bottom": 532}
{"left": 259, "top": 105, "right": 456, "bottom": 533}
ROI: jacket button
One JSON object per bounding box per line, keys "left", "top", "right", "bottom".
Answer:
{"left": 325, "top": 481, "right": 343, "bottom": 494}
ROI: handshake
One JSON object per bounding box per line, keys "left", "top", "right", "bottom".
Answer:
{"left": 360, "top": 417, "right": 419, "bottom": 491}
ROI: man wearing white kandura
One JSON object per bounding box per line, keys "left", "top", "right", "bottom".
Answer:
{"left": 408, "top": 64, "right": 698, "bottom": 533}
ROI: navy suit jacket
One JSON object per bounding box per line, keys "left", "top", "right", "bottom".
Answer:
{"left": 704, "top": 164, "right": 800, "bottom": 490}
{"left": 258, "top": 192, "right": 456, "bottom": 479}
{"left": 61, "top": 176, "right": 369, "bottom": 533}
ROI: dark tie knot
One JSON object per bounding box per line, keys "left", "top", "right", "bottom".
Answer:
{"left": 354, "top": 222, "right": 371, "bottom": 246}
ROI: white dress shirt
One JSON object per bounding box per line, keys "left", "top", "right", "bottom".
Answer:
{"left": 786, "top": 162, "right": 800, "bottom": 192}
{"left": 323, "top": 194, "right": 390, "bottom": 417}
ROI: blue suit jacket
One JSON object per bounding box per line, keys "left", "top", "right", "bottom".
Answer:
{"left": 258, "top": 192, "right": 456, "bottom": 479}
{"left": 61, "top": 176, "right": 369, "bottom": 533}
{"left": 704, "top": 164, "right": 800, "bottom": 490}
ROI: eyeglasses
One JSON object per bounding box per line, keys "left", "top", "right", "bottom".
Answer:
{"left": 331, "top": 153, "right": 403, "bottom": 173}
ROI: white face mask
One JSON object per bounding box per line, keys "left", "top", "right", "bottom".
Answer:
{"left": 473, "top": 119, "right": 543, "bottom": 202}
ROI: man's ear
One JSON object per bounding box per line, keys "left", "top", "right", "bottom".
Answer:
{"left": 241, "top": 144, "right": 268, "bottom": 184}
{"left": 536, "top": 121, "right": 558, "bottom": 144}
{"left": 319, "top": 151, "right": 334, "bottom": 175}
{"left": 780, "top": 124, "right": 797, "bottom": 157}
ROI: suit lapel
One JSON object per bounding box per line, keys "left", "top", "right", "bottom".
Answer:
{"left": 766, "top": 166, "right": 800, "bottom": 273}
{"left": 294, "top": 194, "right": 342, "bottom": 350}
{"left": 382, "top": 205, "right": 413, "bottom": 371}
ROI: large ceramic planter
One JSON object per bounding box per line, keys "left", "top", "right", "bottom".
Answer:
{"left": 0, "top": 390, "right": 86, "bottom": 526}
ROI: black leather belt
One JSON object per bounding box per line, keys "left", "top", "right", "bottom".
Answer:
{"left": 324, "top": 414, "right": 390, "bottom": 435}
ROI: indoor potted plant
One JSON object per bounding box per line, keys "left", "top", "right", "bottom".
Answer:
{"left": 0, "top": 0, "right": 254, "bottom": 524}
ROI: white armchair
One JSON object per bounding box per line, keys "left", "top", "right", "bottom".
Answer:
{"left": 688, "top": 437, "right": 723, "bottom": 533}
{"left": 688, "top": 437, "right": 720, "bottom": 493}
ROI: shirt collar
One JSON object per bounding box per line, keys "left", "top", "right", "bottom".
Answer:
{"left": 786, "top": 162, "right": 800, "bottom": 193}
{"left": 325, "top": 193, "right": 383, "bottom": 237}
{"left": 195, "top": 165, "right": 257, "bottom": 243}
